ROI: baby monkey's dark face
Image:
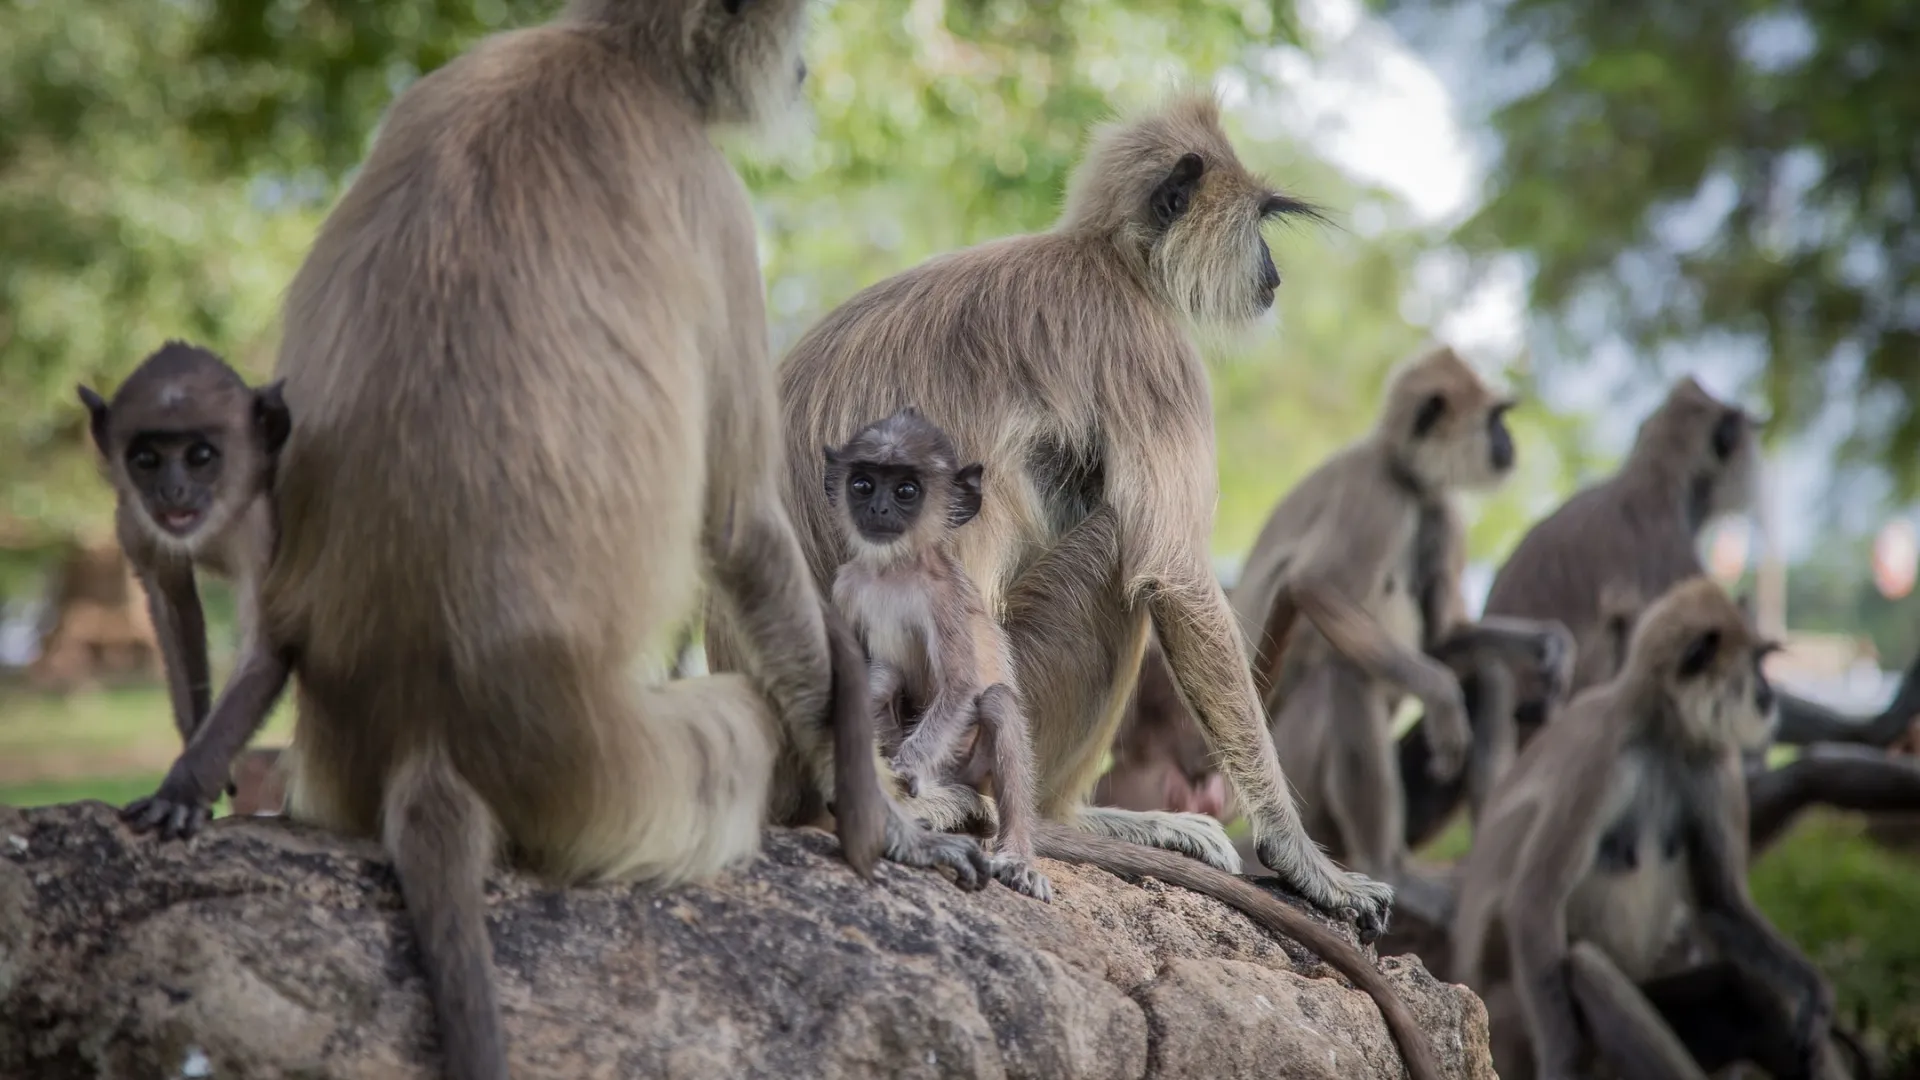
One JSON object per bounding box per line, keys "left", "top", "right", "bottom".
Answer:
{"left": 844, "top": 463, "right": 927, "bottom": 543}
{"left": 124, "top": 429, "right": 229, "bottom": 537}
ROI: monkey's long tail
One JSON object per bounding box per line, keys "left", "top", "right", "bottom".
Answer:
{"left": 384, "top": 747, "right": 511, "bottom": 1080}
{"left": 1034, "top": 824, "right": 1445, "bottom": 1080}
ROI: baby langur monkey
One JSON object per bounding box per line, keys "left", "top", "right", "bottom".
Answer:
{"left": 76, "top": 342, "right": 294, "bottom": 837}
{"left": 826, "top": 408, "right": 1050, "bottom": 900}
{"left": 1452, "top": 577, "right": 1837, "bottom": 1080}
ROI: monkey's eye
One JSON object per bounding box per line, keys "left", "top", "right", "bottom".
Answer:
{"left": 185, "top": 442, "right": 219, "bottom": 468}
{"left": 128, "top": 447, "right": 161, "bottom": 472}
{"left": 894, "top": 481, "right": 920, "bottom": 502}
{"left": 849, "top": 476, "right": 874, "bottom": 497}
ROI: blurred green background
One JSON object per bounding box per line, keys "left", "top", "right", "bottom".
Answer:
{"left": 2, "top": 0, "right": 1916, "bottom": 1063}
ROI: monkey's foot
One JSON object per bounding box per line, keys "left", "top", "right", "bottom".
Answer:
{"left": 882, "top": 808, "right": 991, "bottom": 891}
{"left": 989, "top": 855, "right": 1053, "bottom": 902}
{"left": 1074, "top": 807, "right": 1242, "bottom": 873}
{"left": 1254, "top": 832, "right": 1396, "bottom": 943}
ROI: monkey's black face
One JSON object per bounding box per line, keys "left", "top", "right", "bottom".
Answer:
{"left": 125, "top": 432, "right": 226, "bottom": 537}
{"left": 1488, "top": 404, "right": 1515, "bottom": 472}
{"left": 842, "top": 464, "right": 926, "bottom": 543}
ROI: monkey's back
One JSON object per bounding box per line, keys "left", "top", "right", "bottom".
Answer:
{"left": 1484, "top": 476, "right": 1704, "bottom": 694}
{"left": 262, "top": 26, "right": 753, "bottom": 835}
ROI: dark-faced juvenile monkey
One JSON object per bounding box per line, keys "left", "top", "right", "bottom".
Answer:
{"left": 727, "top": 90, "right": 1402, "bottom": 935}
{"left": 1093, "top": 633, "right": 1231, "bottom": 820}
{"left": 1452, "top": 576, "right": 1837, "bottom": 1080}
{"left": 826, "top": 408, "right": 1050, "bottom": 900}
{"left": 1227, "top": 345, "right": 1573, "bottom": 924}
{"left": 250, "top": 4, "right": 984, "bottom": 1078}
{"left": 77, "top": 342, "right": 295, "bottom": 835}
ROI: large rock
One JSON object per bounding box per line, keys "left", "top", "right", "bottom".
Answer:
{"left": 0, "top": 802, "right": 1493, "bottom": 1079}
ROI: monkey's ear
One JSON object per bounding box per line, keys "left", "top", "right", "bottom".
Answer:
{"left": 949, "top": 463, "right": 985, "bottom": 528}
{"left": 1413, "top": 393, "right": 1447, "bottom": 439}
{"left": 1678, "top": 629, "right": 1721, "bottom": 679}
{"left": 821, "top": 446, "right": 840, "bottom": 503}
{"left": 1149, "top": 153, "right": 1206, "bottom": 228}
{"left": 721, "top": 0, "right": 751, "bottom": 14}
{"left": 1711, "top": 409, "right": 1743, "bottom": 461}
{"left": 254, "top": 380, "right": 293, "bottom": 456}
{"left": 75, "top": 385, "right": 111, "bottom": 455}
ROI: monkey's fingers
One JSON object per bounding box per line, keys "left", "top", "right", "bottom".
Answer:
{"left": 121, "top": 796, "right": 168, "bottom": 832}
{"left": 989, "top": 857, "right": 1053, "bottom": 902}
{"left": 882, "top": 812, "right": 991, "bottom": 891}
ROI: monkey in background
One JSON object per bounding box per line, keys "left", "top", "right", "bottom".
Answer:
{"left": 246, "top": 3, "right": 986, "bottom": 1077}
{"left": 77, "top": 342, "right": 294, "bottom": 836}
{"left": 1228, "top": 345, "right": 1573, "bottom": 924}
{"left": 826, "top": 408, "right": 1050, "bottom": 900}
{"left": 736, "top": 90, "right": 1403, "bottom": 935}
{"left": 1452, "top": 577, "right": 1837, "bottom": 1080}
{"left": 1399, "top": 374, "right": 1920, "bottom": 854}
{"left": 1092, "top": 634, "right": 1231, "bottom": 820}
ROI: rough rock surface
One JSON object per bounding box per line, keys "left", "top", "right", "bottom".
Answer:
{"left": 0, "top": 802, "right": 1493, "bottom": 1079}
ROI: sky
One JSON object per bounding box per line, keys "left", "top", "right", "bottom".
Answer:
{"left": 1232, "top": 0, "right": 1909, "bottom": 572}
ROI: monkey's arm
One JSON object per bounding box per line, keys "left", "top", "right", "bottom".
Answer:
{"left": 125, "top": 635, "right": 292, "bottom": 840}
{"left": 1687, "top": 758, "right": 1832, "bottom": 1071}
{"left": 1503, "top": 780, "right": 1610, "bottom": 1080}
{"left": 1431, "top": 616, "right": 1575, "bottom": 699}
{"left": 1288, "top": 578, "right": 1469, "bottom": 776}
{"left": 866, "top": 657, "right": 907, "bottom": 756}
{"left": 139, "top": 563, "right": 213, "bottom": 745}
{"left": 1772, "top": 652, "right": 1920, "bottom": 746}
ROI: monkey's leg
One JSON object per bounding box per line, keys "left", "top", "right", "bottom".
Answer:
{"left": 1748, "top": 746, "right": 1920, "bottom": 854}
{"left": 1152, "top": 572, "right": 1399, "bottom": 929}
{"left": 1315, "top": 668, "right": 1454, "bottom": 926}
{"left": 1564, "top": 942, "right": 1710, "bottom": 1080}
{"left": 125, "top": 641, "right": 292, "bottom": 840}
{"left": 137, "top": 565, "right": 213, "bottom": 745}
{"left": 867, "top": 658, "right": 907, "bottom": 758}
{"left": 1001, "top": 508, "right": 1239, "bottom": 873}
{"left": 707, "top": 499, "right": 987, "bottom": 885}
{"left": 974, "top": 683, "right": 1051, "bottom": 901}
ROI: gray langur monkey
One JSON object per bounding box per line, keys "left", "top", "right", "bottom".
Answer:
{"left": 1451, "top": 576, "right": 1838, "bottom": 1080}
{"left": 1399, "top": 374, "right": 1920, "bottom": 856}
{"left": 76, "top": 342, "right": 294, "bottom": 836}
{"left": 719, "top": 90, "right": 1402, "bottom": 936}
{"left": 826, "top": 407, "right": 1051, "bottom": 900}
{"left": 1228, "top": 345, "right": 1573, "bottom": 924}
{"left": 245, "top": 3, "right": 986, "bottom": 1078}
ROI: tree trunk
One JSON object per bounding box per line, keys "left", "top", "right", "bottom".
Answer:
{"left": 27, "top": 539, "right": 160, "bottom": 688}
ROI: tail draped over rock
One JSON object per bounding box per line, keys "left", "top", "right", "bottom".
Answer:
{"left": 1034, "top": 823, "right": 1445, "bottom": 1080}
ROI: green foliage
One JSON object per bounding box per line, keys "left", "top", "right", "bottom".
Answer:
{"left": 1376, "top": 0, "right": 1920, "bottom": 492}
{"left": 1750, "top": 813, "right": 1920, "bottom": 1049}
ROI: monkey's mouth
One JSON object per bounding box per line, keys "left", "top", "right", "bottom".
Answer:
{"left": 158, "top": 509, "right": 204, "bottom": 534}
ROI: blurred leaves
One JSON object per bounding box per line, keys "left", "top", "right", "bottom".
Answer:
{"left": 0, "top": 0, "right": 1578, "bottom": 571}
{"left": 1377, "top": 0, "right": 1920, "bottom": 492}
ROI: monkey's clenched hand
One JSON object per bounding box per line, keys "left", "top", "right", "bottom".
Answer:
{"left": 123, "top": 747, "right": 229, "bottom": 840}
{"left": 1421, "top": 677, "right": 1471, "bottom": 781}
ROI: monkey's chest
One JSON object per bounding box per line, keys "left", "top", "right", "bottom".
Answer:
{"left": 1566, "top": 800, "right": 1691, "bottom": 981}
{"left": 1372, "top": 536, "right": 1426, "bottom": 651}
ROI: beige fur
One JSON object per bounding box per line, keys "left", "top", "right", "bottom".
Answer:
{"left": 710, "top": 90, "right": 1399, "bottom": 929}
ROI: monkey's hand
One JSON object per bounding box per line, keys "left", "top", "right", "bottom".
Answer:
{"left": 882, "top": 802, "right": 993, "bottom": 890}
{"left": 1421, "top": 679, "right": 1471, "bottom": 782}
{"left": 1535, "top": 622, "right": 1577, "bottom": 704}
{"left": 122, "top": 751, "right": 225, "bottom": 841}
{"left": 989, "top": 856, "right": 1053, "bottom": 902}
